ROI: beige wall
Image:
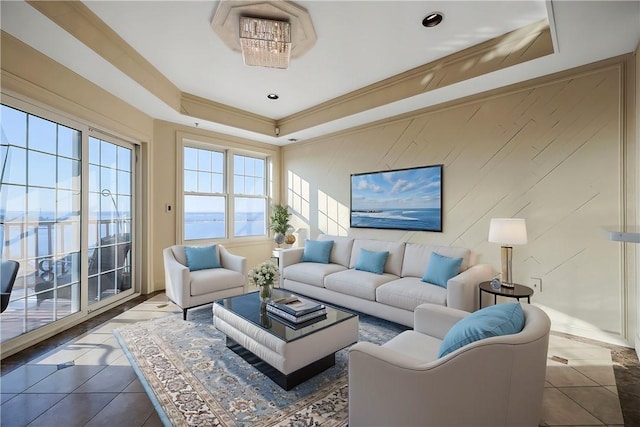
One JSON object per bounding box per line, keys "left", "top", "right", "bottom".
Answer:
{"left": 150, "top": 120, "right": 282, "bottom": 292}
{"left": 635, "top": 43, "right": 640, "bottom": 354}
{"left": 283, "top": 55, "right": 638, "bottom": 346}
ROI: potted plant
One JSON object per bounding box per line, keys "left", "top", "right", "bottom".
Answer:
{"left": 269, "top": 204, "right": 291, "bottom": 245}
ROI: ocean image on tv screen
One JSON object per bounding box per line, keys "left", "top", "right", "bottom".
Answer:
{"left": 351, "top": 165, "right": 442, "bottom": 232}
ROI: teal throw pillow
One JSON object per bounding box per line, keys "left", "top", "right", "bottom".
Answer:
{"left": 422, "top": 252, "right": 463, "bottom": 288}
{"left": 184, "top": 245, "right": 221, "bottom": 271}
{"left": 355, "top": 249, "right": 389, "bottom": 275}
{"left": 438, "top": 302, "right": 525, "bottom": 358}
{"left": 301, "top": 240, "right": 334, "bottom": 263}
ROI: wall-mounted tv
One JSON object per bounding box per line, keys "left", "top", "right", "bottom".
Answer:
{"left": 350, "top": 164, "right": 443, "bottom": 232}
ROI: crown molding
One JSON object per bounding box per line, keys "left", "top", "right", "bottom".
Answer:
{"left": 27, "top": 0, "right": 182, "bottom": 111}
{"left": 1, "top": 31, "right": 153, "bottom": 142}
{"left": 276, "top": 19, "right": 553, "bottom": 136}
{"left": 27, "top": 2, "right": 553, "bottom": 141}
{"left": 180, "top": 92, "right": 275, "bottom": 136}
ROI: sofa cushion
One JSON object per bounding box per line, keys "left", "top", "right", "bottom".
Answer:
{"left": 301, "top": 239, "right": 333, "bottom": 263}
{"left": 350, "top": 239, "right": 405, "bottom": 276}
{"left": 355, "top": 249, "right": 389, "bottom": 274}
{"left": 402, "top": 243, "right": 471, "bottom": 278}
{"left": 422, "top": 252, "right": 463, "bottom": 288}
{"left": 283, "top": 262, "right": 347, "bottom": 288}
{"left": 184, "top": 245, "right": 221, "bottom": 271}
{"left": 319, "top": 234, "right": 354, "bottom": 267}
{"left": 376, "top": 277, "right": 447, "bottom": 310}
{"left": 190, "top": 268, "right": 244, "bottom": 296}
{"left": 325, "top": 269, "right": 398, "bottom": 301}
{"left": 438, "top": 302, "right": 525, "bottom": 357}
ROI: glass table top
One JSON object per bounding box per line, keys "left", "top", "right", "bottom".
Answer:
{"left": 214, "top": 288, "right": 358, "bottom": 343}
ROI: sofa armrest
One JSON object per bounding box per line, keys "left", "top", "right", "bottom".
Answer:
{"left": 350, "top": 341, "right": 427, "bottom": 370}
{"left": 279, "top": 247, "right": 304, "bottom": 268}
{"left": 446, "top": 263, "right": 495, "bottom": 312}
{"left": 348, "top": 341, "right": 454, "bottom": 427}
{"left": 219, "top": 245, "right": 247, "bottom": 277}
{"left": 278, "top": 247, "right": 304, "bottom": 286}
{"left": 162, "top": 247, "right": 191, "bottom": 307}
{"left": 413, "top": 303, "right": 468, "bottom": 339}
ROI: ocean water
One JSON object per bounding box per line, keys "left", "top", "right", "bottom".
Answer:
{"left": 351, "top": 208, "right": 441, "bottom": 231}
{"left": 1, "top": 210, "right": 264, "bottom": 256}
{"left": 184, "top": 212, "right": 265, "bottom": 240}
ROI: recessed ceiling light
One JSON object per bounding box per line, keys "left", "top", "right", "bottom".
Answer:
{"left": 267, "top": 93, "right": 279, "bottom": 100}
{"left": 422, "top": 12, "right": 444, "bottom": 28}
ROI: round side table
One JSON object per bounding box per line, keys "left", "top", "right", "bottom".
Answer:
{"left": 478, "top": 281, "right": 534, "bottom": 309}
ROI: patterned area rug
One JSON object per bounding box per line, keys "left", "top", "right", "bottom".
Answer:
{"left": 114, "top": 305, "right": 408, "bottom": 427}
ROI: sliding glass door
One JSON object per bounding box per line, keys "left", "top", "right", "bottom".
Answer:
{"left": 0, "top": 103, "right": 136, "bottom": 343}
{"left": 87, "top": 137, "right": 132, "bottom": 305}
{"left": 1, "top": 106, "right": 82, "bottom": 340}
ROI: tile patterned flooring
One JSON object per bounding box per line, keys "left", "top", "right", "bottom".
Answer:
{"left": 1, "top": 292, "right": 639, "bottom": 427}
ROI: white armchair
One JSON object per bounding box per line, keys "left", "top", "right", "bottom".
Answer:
{"left": 163, "top": 244, "right": 246, "bottom": 320}
{"left": 348, "top": 303, "right": 551, "bottom": 427}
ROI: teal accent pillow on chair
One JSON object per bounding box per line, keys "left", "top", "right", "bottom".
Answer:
{"left": 422, "top": 252, "right": 463, "bottom": 288}
{"left": 184, "top": 245, "right": 221, "bottom": 271}
{"left": 301, "top": 240, "right": 334, "bottom": 263}
{"left": 438, "top": 302, "right": 525, "bottom": 358}
{"left": 355, "top": 249, "right": 389, "bottom": 274}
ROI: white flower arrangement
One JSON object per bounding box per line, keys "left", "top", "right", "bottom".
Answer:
{"left": 248, "top": 261, "right": 279, "bottom": 288}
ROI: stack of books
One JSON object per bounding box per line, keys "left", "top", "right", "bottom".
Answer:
{"left": 266, "top": 296, "right": 327, "bottom": 328}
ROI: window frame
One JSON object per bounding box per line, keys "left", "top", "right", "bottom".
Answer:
{"left": 176, "top": 133, "right": 272, "bottom": 244}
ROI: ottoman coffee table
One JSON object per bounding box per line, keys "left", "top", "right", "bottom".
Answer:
{"left": 213, "top": 288, "right": 359, "bottom": 390}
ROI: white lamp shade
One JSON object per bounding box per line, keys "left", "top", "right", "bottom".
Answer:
{"left": 488, "top": 218, "right": 528, "bottom": 245}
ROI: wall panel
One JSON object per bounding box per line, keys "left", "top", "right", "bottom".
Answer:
{"left": 283, "top": 58, "right": 635, "bottom": 344}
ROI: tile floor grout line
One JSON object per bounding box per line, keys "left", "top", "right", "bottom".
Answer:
{"left": 553, "top": 379, "right": 624, "bottom": 426}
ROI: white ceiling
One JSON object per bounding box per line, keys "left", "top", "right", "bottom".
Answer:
{"left": 1, "top": 1, "right": 639, "bottom": 145}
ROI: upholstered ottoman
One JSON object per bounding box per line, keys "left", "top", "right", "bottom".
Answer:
{"left": 213, "top": 290, "right": 359, "bottom": 390}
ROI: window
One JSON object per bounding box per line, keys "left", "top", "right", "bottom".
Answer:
{"left": 233, "top": 154, "right": 266, "bottom": 237}
{"left": 182, "top": 146, "right": 268, "bottom": 241}
{"left": 183, "top": 147, "right": 225, "bottom": 240}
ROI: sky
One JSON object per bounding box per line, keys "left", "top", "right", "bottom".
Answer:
{"left": 351, "top": 165, "right": 442, "bottom": 211}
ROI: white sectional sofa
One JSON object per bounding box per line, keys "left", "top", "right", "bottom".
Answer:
{"left": 279, "top": 235, "right": 495, "bottom": 327}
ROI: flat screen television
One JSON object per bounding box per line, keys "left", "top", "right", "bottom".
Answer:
{"left": 350, "top": 164, "right": 443, "bottom": 232}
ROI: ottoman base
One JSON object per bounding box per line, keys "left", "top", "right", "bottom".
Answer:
{"left": 226, "top": 336, "right": 335, "bottom": 390}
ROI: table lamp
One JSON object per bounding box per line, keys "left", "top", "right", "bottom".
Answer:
{"left": 488, "top": 218, "right": 528, "bottom": 288}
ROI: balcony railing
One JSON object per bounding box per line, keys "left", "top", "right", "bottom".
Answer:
{"left": 0, "top": 218, "right": 131, "bottom": 342}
